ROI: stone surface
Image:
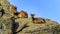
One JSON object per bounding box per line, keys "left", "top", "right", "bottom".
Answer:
{"left": 15, "top": 18, "right": 59, "bottom": 34}
{"left": 0, "top": 0, "right": 60, "bottom": 34}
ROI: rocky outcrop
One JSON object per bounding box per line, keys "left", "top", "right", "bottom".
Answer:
{"left": 0, "top": 0, "right": 60, "bottom": 34}
{"left": 15, "top": 18, "right": 60, "bottom": 34}
{"left": 0, "top": 0, "right": 15, "bottom": 34}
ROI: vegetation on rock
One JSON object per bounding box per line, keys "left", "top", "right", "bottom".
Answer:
{"left": 0, "top": 0, "right": 60, "bottom": 34}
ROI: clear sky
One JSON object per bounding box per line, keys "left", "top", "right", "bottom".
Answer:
{"left": 8, "top": 0, "right": 60, "bottom": 23}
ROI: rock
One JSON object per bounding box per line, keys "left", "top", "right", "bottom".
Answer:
{"left": 0, "top": 0, "right": 60, "bottom": 34}
{"left": 15, "top": 18, "right": 59, "bottom": 34}
{"left": 0, "top": 0, "right": 16, "bottom": 34}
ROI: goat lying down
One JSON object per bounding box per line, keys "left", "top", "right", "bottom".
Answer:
{"left": 33, "top": 18, "right": 46, "bottom": 24}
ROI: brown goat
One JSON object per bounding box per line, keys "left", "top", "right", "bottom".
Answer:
{"left": 13, "top": 10, "right": 28, "bottom": 18}
{"left": 17, "top": 11, "right": 28, "bottom": 18}
{"left": 11, "top": 6, "right": 28, "bottom": 18}
{"left": 33, "top": 18, "right": 46, "bottom": 24}
{"left": 30, "top": 14, "right": 46, "bottom": 24}
{"left": 11, "top": 6, "right": 17, "bottom": 13}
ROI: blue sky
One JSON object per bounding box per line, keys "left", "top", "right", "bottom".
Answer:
{"left": 8, "top": 0, "right": 60, "bottom": 23}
